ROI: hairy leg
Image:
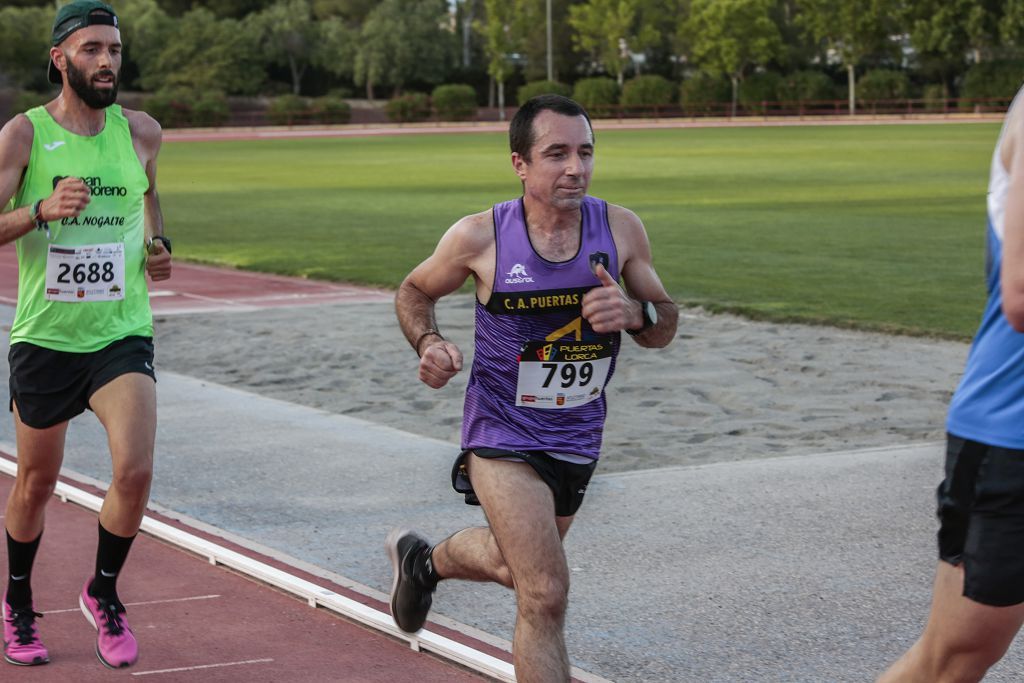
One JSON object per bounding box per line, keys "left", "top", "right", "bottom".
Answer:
{"left": 877, "top": 561, "right": 1024, "bottom": 683}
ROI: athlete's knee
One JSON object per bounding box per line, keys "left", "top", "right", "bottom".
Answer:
{"left": 516, "top": 572, "right": 570, "bottom": 621}
{"left": 12, "top": 471, "right": 58, "bottom": 509}
{"left": 110, "top": 460, "right": 153, "bottom": 493}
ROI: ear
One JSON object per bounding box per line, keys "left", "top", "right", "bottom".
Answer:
{"left": 50, "top": 47, "right": 66, "bottom": 77}
{"left": 511, "top": 152, "right": 528, "bottom": 181}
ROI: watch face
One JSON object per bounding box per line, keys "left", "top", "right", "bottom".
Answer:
{"left": 645, "top": 301, "right": 658, "bottom": 326}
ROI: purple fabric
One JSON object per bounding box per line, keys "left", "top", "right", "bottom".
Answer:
{"left": 461, "top": 196, "right": 620, "bottom": 460}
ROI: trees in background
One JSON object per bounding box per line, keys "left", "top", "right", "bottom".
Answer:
{"left": 1, "top": 0, "right": 1024, "bottom": 116}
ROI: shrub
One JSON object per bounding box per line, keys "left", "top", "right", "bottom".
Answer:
{"left": 857, "top": 69, "right": 910, "bottom": 102}
{"left": 267, "top": 94, "right": 310, "bottom": 125}
{"left": 431, "top": 84, "right": 477, "bottom": 121}
{"left": 961, "top": 61, "right": 1024, "bottom": 106}
{"left": 572, "top": 77, "right": 619, "bottom": 117}
{"left": 311, "top": 96, "right": 351, "bottom": 124}
{"left": 516, "top": 80, "right": 572, "bottom": 104}
{"left": 738, "top": 72, "right": 783, "bottom": 113}
{"left": 385, "top": 92, "right": 431, "bottom": 123}
{"left": 679, "top": 73, "right": 729, "bottom": 114}
{"left": 620, "top": 74, "right": 676, "bottom": 112}
{"left": 191, "top": 91, "right": 230, "bottom": 127}
{"left": 142, "top": 87, "right": 194, "bottom": 128}
{"left": 778, "top": 70, "right": 834, "bottom": 103}
{"left": 922, "top": 83, "right": 948, "bottom": 112}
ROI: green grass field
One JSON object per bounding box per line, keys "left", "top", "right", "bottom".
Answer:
{"left": 158, "top": 123, "right": 999, "bottom": 339}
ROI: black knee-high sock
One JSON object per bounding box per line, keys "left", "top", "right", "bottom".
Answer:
{"left": 6, "top": 529, "right": 42, "bottom": 610}
{"left": 89, "top": 523, "right": 136, "bottom": 601}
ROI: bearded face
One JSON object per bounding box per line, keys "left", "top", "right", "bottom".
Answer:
{"left": 64, "top": 52, "right": 119, "bottom": 109}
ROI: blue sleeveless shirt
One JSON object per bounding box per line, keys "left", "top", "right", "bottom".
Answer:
{"left": 461, "top": 196, "right": 621, "bottom": 460}
{"left": 946, "top": 89, "right": 1024, "bottom": 448}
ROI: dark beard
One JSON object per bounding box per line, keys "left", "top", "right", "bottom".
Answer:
{"left": 65, "top": 59, "right": 119, "bottom": 109}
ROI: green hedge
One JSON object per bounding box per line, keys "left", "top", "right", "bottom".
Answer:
{"left": 777, "top": 70, "right": 834, "bottom": 102}
{"left": 12, "top": 90, "right": 55, "bottom": 114}
{"left": 311, "top": 96, "right": 351, "bottom": 124}
{"left": 431, "top": 84, "right": 477, "bottom": 121}
{"left": 267, "top": 94, "right": 310, "bottom": 126}
{"left": 572, "top": 77, "right": 619, "bottom": 117}
{"left": 191, "top": 91, "right": 230, "bottom": 127}
{"left": 516, "top": 80, "right": 572, "bottom": 104}
{"left": 386, "top": 92, "right": 431, "bottom": 123}
{"left": 142, "top": 87, "right": 196, "bottom": 128}
{"left": 739, "top": 72, "right": 783, "bottom": 113}
{"left": 680, "top": 73, "right": 729, "bottom": 113}
{"left": 961, "top": 61, "right": 1024, "bottom": 104}
{"left": 621, "top": 75, "right": 675, "bottom": 108}
{"left": 858, "top": 69, "right": 910, "bottom": 102}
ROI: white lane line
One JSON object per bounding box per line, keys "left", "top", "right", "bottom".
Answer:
{"left": 132, "top": 658, "right": 274, "bottom": 676}
{"left": 45, "top": 594, "right": 221, "bottom": 614}
{"left": 0, "top": 455, "right": 520, "bottom": 683}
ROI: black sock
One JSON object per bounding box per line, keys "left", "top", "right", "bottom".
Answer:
{"left": 89, "top": 523, "right": 136, "bottom": 601}
{"left": 419, "top": 545, "right": 442, "bottom": 588}
{"left": 5, "top": 529, "right": 42, "bottom": 610}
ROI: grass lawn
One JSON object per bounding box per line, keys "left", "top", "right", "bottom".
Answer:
{"left": 158, "top": 122, "right": 999, "bottom": 339}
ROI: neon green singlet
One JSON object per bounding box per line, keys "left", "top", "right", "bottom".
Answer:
{"left": 9, "top": 105, "right": 153, "bottom": 353}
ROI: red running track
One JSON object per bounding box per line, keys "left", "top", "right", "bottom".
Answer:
{"left": 0, "top": 245, "right": 393, "bottom": 316}
{"left": 0, "top": 467, "right": 494, "bottom": 682}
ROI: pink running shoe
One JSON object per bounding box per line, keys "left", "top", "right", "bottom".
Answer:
{"left": 2, "top": 597, "right": 49, "bottom": 666}
{"left": 79, "top": 579, "right": 138, "bottom": 669}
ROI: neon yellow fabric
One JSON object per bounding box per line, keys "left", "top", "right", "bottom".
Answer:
{"left": 10, "top": 105, "right": 152, "bottom": 352}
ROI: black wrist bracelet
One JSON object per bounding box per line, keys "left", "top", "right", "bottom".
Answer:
{"left": 415, "top": 329, "right": 442, "bottom": 356}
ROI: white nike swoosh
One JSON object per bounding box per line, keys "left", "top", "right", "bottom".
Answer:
{"left": 43, "top": 141, "right": 66, "bottom": 151}
{"left": 10, "top": 574, "right": 28, "bottom": 581}
{"left": 100, "top": 569, "right": 118, "bottom": 578}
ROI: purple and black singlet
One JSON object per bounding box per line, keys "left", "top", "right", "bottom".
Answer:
{"left": 461, "top": 196, "right": 621, "bottom": 461}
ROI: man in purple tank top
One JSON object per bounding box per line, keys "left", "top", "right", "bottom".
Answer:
{"left": 390, "top": 95, "right": 678, "bottom": 681}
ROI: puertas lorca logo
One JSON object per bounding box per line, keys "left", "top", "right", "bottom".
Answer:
{"left": 505, "top": 263, "right": 535, "bottom": 284}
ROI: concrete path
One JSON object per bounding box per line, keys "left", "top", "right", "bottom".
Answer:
{"left": 0, "top": 294, "right": 1021, "bottom": 681}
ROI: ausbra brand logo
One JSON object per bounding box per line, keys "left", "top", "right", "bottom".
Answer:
{"left": 504, "top": 263, "right": 535, "bottom": 284}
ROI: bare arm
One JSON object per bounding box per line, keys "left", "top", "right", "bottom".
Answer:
{"left": 581, "top": 205, "right": 678, "bottom": 348}
{"left": 396, "top": 211, "right": 492, "bottom": 387}
{"left": 127, "top": 109, "right": 171, "bottom": 281}
{"left": 0, "top": 115, "right": 93, "bottom": 246}
{"left": 1002, "top": 106, "right": 1024, "bottom": 331}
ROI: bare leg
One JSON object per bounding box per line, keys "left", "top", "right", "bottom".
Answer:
{"left": 434, "top": 454, "right": 573, "bottom": 683}
{"left": 5, "top": 406, "right": 68, "bottom": 542}
{"left": 88, "top": 374, "right": 156, "bottom": 537}
{"left": 878, "top": 561, "right": 1024, "bottom": 683}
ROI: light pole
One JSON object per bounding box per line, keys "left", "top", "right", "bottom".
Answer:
{"left": 546, "top": 0, "right": 553, "bottom": 82}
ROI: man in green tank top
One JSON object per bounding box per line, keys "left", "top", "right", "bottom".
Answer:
{"left": 0, "top": 1, "right": 172, "bottom": 670}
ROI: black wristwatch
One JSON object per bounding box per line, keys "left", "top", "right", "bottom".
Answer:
{"left": 149, "top": 235, "right": 172, "bottom": 255}
{"left": 626, "top": 301, "right": 658, "bottom": 336}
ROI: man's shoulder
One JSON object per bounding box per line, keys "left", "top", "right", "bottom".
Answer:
{"left": 0, "top": 114, "right": 35, "bottom": 167}
{"left": 0, "top": 114, "right": 36, "bottom": 149}
{"left": 605, "top": 202, "right": 644, "bottom": 231}
{"left": 449, "top": 208, "right": 495, "bottom": 245}
{"left": 121, "top": 108, "right": 162, "bottom": 149}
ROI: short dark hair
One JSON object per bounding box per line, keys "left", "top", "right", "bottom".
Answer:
{"left": 509, "top": 94, "right": 593, "bottom": 161}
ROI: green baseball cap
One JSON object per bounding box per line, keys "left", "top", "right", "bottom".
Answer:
{"left": 48, "top": 1, "right": 119, "bottom": 84}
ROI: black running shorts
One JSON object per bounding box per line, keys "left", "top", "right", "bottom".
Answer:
{"left": 452, "top": 448, "right": 598, "bottom": 517}
{"left": 937, "top": 434, "right": 1024, "bottom": 606}
{"left": 9, "top": 336, "right": 156, "bottom": 429}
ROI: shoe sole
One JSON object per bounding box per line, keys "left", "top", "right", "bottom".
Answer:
{"left": 3, "top": 650, "right": 49, "bottom": 666}
{"left": 385, "top": 527, "right": 421, "bottom": 634}
{"left": 79, "top": 594, "right": 136, "bottom": 670}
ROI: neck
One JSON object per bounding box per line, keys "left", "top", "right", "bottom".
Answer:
{"left": 522, "top": 194, "right": 582, "bottom": 237}
{"left": 47, "top": 91, "right": 109, "bottom": 136}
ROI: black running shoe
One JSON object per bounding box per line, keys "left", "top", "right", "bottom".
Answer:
{"left": 386, "top": 528, "right": 436, "bottom": 633}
